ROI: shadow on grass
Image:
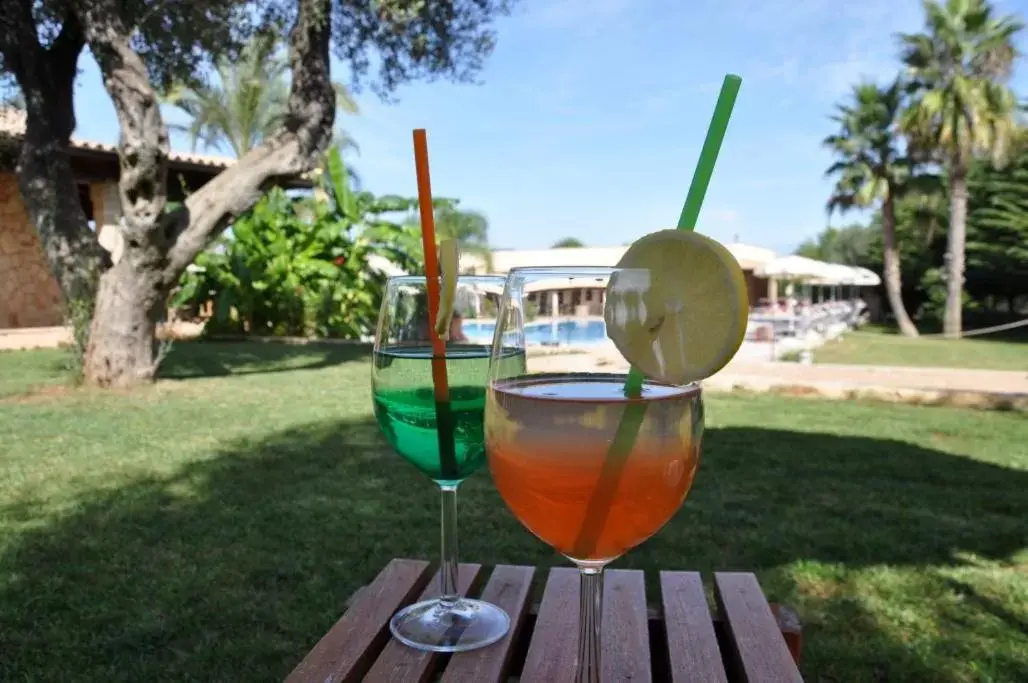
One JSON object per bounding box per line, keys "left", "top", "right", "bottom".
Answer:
{"left": 1, "top": 421, "right": 1025, "bottom": 682}
{"left": 159, "top": 341, "right": 372, "bottom": 380}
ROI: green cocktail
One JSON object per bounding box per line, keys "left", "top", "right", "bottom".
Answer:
{"left": 370, "top": 274, "right": 515, "bottom": 653}
{"left": 373, "top": 345, "right": 491, "bottom": 483}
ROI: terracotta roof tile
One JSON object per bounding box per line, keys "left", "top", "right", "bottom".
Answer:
{"left": 0, "top": 107, "right": 233, "bottom": 170}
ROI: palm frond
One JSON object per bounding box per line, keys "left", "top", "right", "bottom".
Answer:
{"left": 899, "top": 0, "right": 1022, "bottom": 164}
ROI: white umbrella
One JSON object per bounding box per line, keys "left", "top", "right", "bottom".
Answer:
{"left": 851, "top": 267, "right": 881, "bottom": 286}
{"left": 812, "top": 263, "right": 861, "bottom": 285}
{"left": 756, "top": 255, "right": 832, "bottom": 280}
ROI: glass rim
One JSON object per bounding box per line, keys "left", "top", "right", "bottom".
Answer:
{"left": 506, "top": 266, "right": 618, "bottom": 276}
{"left": 489, "top": 371, "right": 702, "bottom": 394}
{"left": 386, "top": 274, "right": 507, "bottom": 286}
{"left": 503, "top": 266, "right": 657, "bottom": 282}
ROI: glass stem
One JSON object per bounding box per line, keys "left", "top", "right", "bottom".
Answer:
{"left": 439, "top": 484, "right": 460, "bottom": 605}
{"left": 576, "top": 567, "right": 603, "bottom": 683}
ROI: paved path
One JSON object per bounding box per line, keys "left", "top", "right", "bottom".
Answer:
{"left": 712, "top": 360, "right": 1028, "bottom": 396}
{"left": 0, "top": 326, "right": 71, "bottom": 351}
{"left": 528, "top": 343, "right": 1027, "bottom": 407}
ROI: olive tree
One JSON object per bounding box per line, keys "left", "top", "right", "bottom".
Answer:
{"left": 0, "top": 0, "right": 512, "bottom": 386}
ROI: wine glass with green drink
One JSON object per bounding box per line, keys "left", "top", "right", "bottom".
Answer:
{"left": 372, "top": 274, "right": 524, "bottom": 652}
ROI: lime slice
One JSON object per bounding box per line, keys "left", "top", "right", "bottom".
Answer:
{"left": 435, "top": 239, "right": 460, "bottom": 339}
{"left": 603, "top": 229, "right": 748, "bottom": 384}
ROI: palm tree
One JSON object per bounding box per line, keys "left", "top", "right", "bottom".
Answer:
{"left": 823, "top": 81, "right": 921, "bottom": 337}
{"left": 164, "top": 33, "right": 359, "bottom": 159}
{"left": 404, "top": 204, "right": 493, "bottom": 272}
{"left": 898, "top": 0, "right": 1022, "bottom": 338}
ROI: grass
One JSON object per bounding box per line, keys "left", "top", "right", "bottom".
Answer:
{"left": 0, "top": 347, "right": 73, "bottom": 398}
{"left": 1, "top": 341, "right": 1027, "bottom": 682}
{"left": 814, "top": 325, "right": 1028, "bottom": 371}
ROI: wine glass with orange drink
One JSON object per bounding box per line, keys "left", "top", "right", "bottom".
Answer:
{"left": 485, "top": 230, "right": 749, "bottom": 682}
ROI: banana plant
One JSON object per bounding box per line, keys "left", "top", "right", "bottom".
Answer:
{"left": 173, "top": 146, "right": 435, "bottom": 338}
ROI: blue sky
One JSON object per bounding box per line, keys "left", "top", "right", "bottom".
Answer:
{"left": 69, "top": 0, "right": 1028, "bottom": 254}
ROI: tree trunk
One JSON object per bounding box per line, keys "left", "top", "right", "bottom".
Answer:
{"left": 945, "top": 162, "right": 968, "bottom": 339}
{"left": 881, "top": 194, "right": 918, "bottom": 337}
{"left": 0, "top": 12, "right": 108, "bottom": 303}
{"left": 75, "top": 0, "right": 335, "bottom": 387}
{"left": 83, "top": 259, "right": 167, "bottom": 386}
{"left": 73, "top": 1, "right": 178, "bottom": 386}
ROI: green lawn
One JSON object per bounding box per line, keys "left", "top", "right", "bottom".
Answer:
{"left": 2, "top": 342, "right": 1026, "bottom": 682}
{"left": 814, "top": 326, "right": 1028, "bottom": 371}
{"left": 0, "top": 347, "right": 72, "bottom": 398}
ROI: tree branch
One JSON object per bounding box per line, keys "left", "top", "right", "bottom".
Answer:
{"left": 0, "top": 0, "right": 35, "bottom": 79}
{"left": 73, "top": 1, "right": 170, "bottom": 253}
{"left": 164, "top": 0, "right": 335, "bottom": 278}
{"left": 0, "top": 3, "right": 106, "bottom": 301}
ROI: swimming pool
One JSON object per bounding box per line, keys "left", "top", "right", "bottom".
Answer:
{"left": 461, "top": 318, "right": 608, "bottom": 346}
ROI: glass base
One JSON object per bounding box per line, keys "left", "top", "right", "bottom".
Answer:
{"left": 389, "top": 597, "right": 510, "bottom": 653}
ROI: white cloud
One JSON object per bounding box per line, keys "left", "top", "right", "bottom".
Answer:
{"left": 813, "top": 53, "right": 899, "bottom": 100}
{"left": 734, "top": 0, "right": 926, "bottom": 102}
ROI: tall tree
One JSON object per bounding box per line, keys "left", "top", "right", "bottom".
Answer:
{"left": 163, "top": 32, "right": 360, "bottom": 159}
{"left": 552, "top": 237, "right": 585, "bottom": 248}
{"left": 966, "top": 129, "right": 1028, "bottom": 310}
{"left": 403, "top": 203, "right": 493, "bottom": 271}
{"left": 795, "top": 224, "right": 875, "bottom": 265}
{"left": 0, "top": 0, "right": 514, "bottom": 387}
{"left": 898, "top": 0, "right": 1022, "bottom": 338}
{"left": 823, "top": 81, "right": 921, "bottom": 337}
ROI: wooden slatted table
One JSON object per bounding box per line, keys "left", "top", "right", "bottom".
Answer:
{"left": 286, "top": 559, "right": 804, "bottom": 682}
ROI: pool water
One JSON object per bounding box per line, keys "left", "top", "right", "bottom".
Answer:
{"left": 461, "top": 318, "right": 608, "bottom": 346}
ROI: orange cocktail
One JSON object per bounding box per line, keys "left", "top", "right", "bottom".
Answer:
{"left": 486, "top": 375, "right": 702, "bottom": 563}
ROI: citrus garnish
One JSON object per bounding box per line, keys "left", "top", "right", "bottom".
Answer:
{"left": 603, "top": 229, "right": 748, "bottom": 385}
{"left": 435, "top": 239, "right": 460, "bottom": 339}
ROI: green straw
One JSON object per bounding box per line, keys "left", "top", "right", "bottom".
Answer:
{"left": 622, "top": 73, "right": 742, "bottom": 397}
{"left": 571, "top": 74, "right": 742, "bottom": 559}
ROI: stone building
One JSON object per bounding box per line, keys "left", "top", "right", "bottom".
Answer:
{"left": 0, "top": 108, "right": 231, "bottom": 332}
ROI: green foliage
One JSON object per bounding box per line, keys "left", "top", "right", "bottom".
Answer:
{"left": 823, "top": 81, "right": 909, "bottom": 214}
{"left": 898, "top": 0, "right": 1022, "bottom": 165}
{"left": 966, "top": 134, "right": 1028, "bottom": 305}
{"left": 163, "top": 32, "right": 292, "bottom": 157}
{"left": 330, "top": 0, "right": 516, "bottom": 96}
{"left": 816, "top": 0, "right": 1028, "bottom": 328}
{"left": 398, "top": 203, "right": 493, "bottom": 271}
{"left": 815, "top": 130, "right": 1028, "bottom": 322}
{"left": 60, "top": 292, "right": 96, "bottom": 385}
{"left": 4, "top": 0, "right": 516, "bottom": 95}
{"left": 796, "top": 224, "right": 876, "bottom": 265}
{"left": 163, "top": 33, "right": 360, "bottom": 160}
{"left": 552, "top": 237, "right": 585, "bottom": 248}
{"left": 172, "top": 147, "right": 419, "bottom": 338}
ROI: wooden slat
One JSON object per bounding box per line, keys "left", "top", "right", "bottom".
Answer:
{"left": 285, "top": 559, "right": 432, "bottom": 683}
{"left": 714, "top": 573, "right": 804, "bottom": 683}
{"left": 602, "top": 569, "right": 652, "bottom": 682}
{"left": 519, "top": 567, "right": 579, "bottom": 683}
{"left": 363, "top": 564, "right": 483, "bottom": 682}
{"left": 440, "top": 565, "right": 536, "bottom": 683}
{"left": 660, "top": 571, "right": 729, "bottom": 683}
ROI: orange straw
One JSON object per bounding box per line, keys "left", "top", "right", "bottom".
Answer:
{"left": 412, "top": 129, "right": 458, "bottom": 479}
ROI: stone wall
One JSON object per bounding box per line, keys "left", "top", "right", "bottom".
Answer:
{"left": 0, "top": 172, "right": 66, "bottom": 328}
